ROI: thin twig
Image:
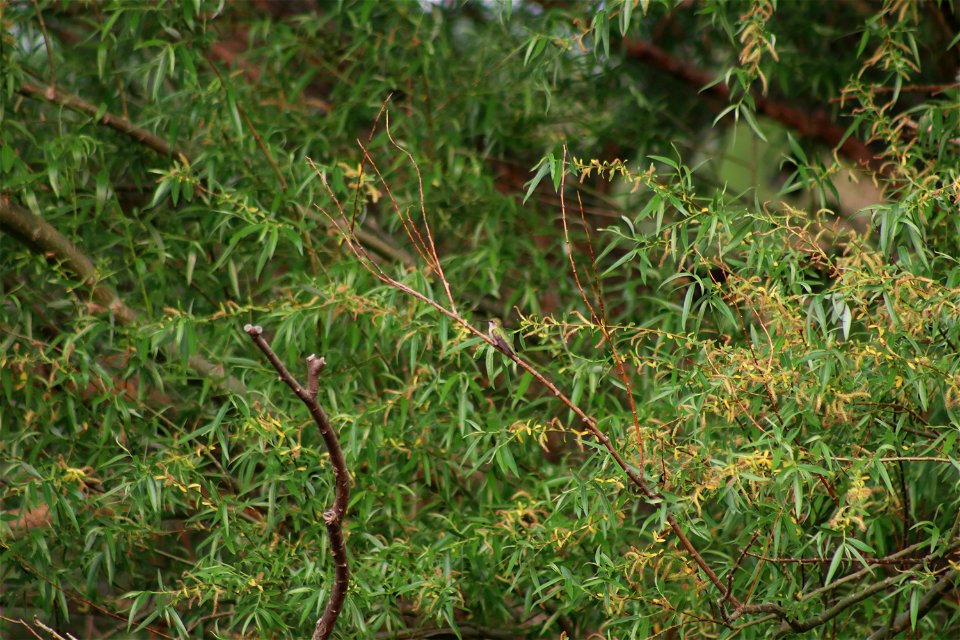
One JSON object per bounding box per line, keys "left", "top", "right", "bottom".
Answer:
{"left": 560, "top": 147, "right": 644, "bottom": 461}
{"left": 0, "top": 616, "right": 44, "bottom": 640}
{"left": 385, "top": 114, "right": 458, "bottom": 315}
{"left": 31, "top": 619, "right": 77, "bottom": 640}
{"left": 243, "top": 325, "right": 349, "bottom": 640}
{"left": 31, "top": 0, "right": 56, "bottom": 87}
{"left": 207, "top": 62, "right": 287, "bottom": 190}
{"left": 350, "top": 95, "right": 392, "bottom": 233}
{"left": 830, "top": 81, "right": 960, "bottom": 101}
{"left": 356, "top": 144, "right": 435, "bottom": 270}
{"left": 725, "top": 531, "right": 761, "bottom": 608}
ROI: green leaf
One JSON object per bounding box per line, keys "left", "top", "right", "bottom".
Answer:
{"left": 524, "top": 156, "right": 552, "bottom": 203}
{"left": 619, "top": 0, "right": 634, "bottom": 36}
{"left": 910, "top": 586, "right": 920, "bottom": 630}
{"left": 739, "top": 104, "right": 768, "bottom": 142}
{"left": 0, "top": 144, "right": 14, "bottom": 172}
{"left": 825, "top": 543, "right": 845, "bottom": 585}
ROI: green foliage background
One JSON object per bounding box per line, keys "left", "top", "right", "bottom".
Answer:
{"left": 2, "top": 1, "right": 959, "bottom": 638}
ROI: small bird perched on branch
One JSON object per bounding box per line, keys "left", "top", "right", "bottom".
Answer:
{"left": 487, "top": 318, "right": 516, "bottom": 358}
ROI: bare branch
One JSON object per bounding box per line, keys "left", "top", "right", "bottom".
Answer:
{"left": 350, "top": 95, "right": 392, "bottom": 233}
{"left": 243, "top": 324, "right": 350, "bottom": 640}
{"left": 385, "top": 113, "right": 458, "bottom": 315}
{"left": 31, "top": 618, "right": 77, "bottom": 640}
{"left": 559, "top": 147, "right": 644, "bottom": 461}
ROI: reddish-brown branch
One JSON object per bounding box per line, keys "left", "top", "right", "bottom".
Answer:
{"left": 356, "top": 144, "right": 436, "bottom": 271}
{"left": 349, "top": 96, "right": 391, "bottom": 233}
{"left": 385, "top": 114, "right": 458, "bottom": 315}
{"left": 310, "top": 153, "right": 736, "bottom": 604}
{"left": 623, "top": 40, "right": 879, "bottom": 172}
{"left": 559, "top": 148, "right": 644, "bottom": 462}
{"left": 725, "top": 531, "right": 761, "bottom": 610}
{"left": 243, "top": 325, "right": 350, "bottom": 640}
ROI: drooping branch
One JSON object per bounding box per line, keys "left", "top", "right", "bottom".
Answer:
{"left": 0, "top": 195, "right": 245, "bottom": 395}
{"left": 243, "top": 325, "right": 350, "bottom": 640}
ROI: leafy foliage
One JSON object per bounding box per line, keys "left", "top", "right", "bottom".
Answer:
{"left": 2, "top": 1, "right": 959, "bottom": 639}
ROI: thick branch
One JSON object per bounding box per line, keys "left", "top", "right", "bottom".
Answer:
{"left": 243, "top": 324, "right": 350, "bottom": 640}
{"left": 773, "top": 570, "right": 910, "bottom": 637}
{"left": 0, "top": 195, "right": 244, "bottom": 395}
{"left": 0, "top": 195, "right": 136, "bottom": 323}
{"left": 865, "top": 569, "right": 959, "bottom": 640}
{"left": 623, "top": 40, "right": 880, "bottom": 172}
{"left": 731, "top": 541, "right": 960, "bottom": 634}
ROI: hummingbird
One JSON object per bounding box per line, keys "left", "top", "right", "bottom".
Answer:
{"left": 487, "top": 319, "right": 516, "bottom": 358}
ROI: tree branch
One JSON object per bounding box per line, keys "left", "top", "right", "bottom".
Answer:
{"left": 0, "top": 195, "right": 244, "bottom": 395}
{"left": 243, "top": 324, "right": 350, "bottom": 640}
{"left": 772, "top": 571, "right": 910, "bottom": 636}
{"left": 309, "top": 151, "right": 736, "bottom": 604}
{"left": 18, "top": 81, "right": 190, "bottom": 165}
{"left": 623, "top": 40, "right": 880, "bottom": 173}
{"left": 865, "top": 569, "right": 959, "bottom": 640}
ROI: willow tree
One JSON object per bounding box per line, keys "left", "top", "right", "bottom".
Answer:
{"left": 2, "top": 1, "right": 959, "bottom": 639}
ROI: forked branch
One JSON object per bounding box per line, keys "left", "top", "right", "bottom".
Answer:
{"left": 243, "top": 325, "right": 350, "bottom": 640}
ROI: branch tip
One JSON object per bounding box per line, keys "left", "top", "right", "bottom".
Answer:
{"left": 306, "top": 355, "right": 325, "bottom": 397}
